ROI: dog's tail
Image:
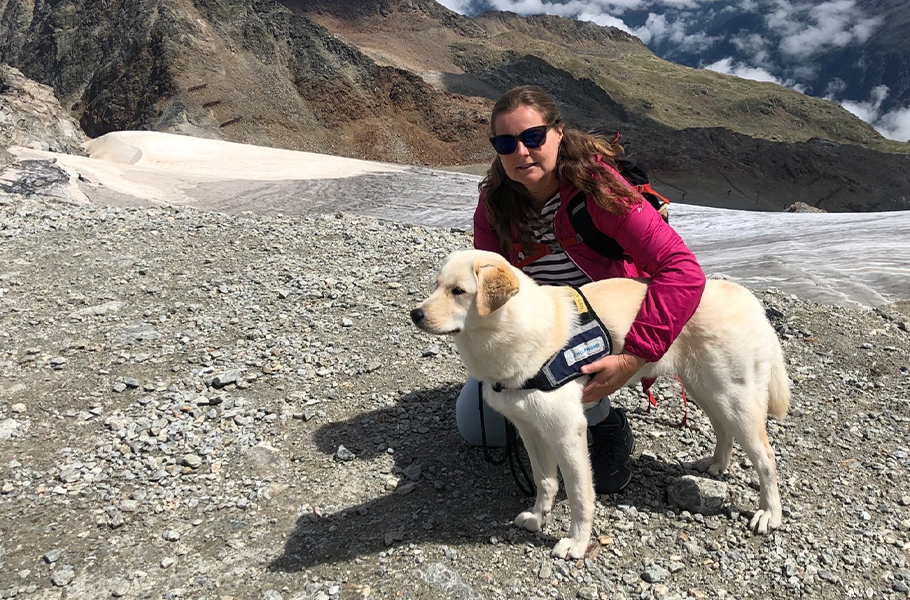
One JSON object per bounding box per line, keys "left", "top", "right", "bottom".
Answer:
{"left": 767, "top": 336, "right": 791, "bottom": 420}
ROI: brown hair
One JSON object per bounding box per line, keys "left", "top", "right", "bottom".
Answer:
{"left": 479, "top": 85, "right": 639, "bottom": 255}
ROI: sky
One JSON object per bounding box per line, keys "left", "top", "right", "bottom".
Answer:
{"left": 437, "top": 0, "right": 910, "bottom": 142}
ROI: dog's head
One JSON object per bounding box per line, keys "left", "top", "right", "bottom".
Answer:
{"left": 410, "top": 250, "right": 520, "bottom": 335}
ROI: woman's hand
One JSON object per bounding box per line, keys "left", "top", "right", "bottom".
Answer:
{"left": 579, "top": 352, "right": 646, "bottom": 403}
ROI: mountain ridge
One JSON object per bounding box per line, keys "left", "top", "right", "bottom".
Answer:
{"left": 1, "top": 0, "right": 909, "bottom": 211}
{"left": 460, "top": 0, "right": 910, "bottom": 120}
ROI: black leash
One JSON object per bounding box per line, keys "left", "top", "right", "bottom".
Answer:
{"left": 478, "top": 381, "right": 536, "bottom": 497}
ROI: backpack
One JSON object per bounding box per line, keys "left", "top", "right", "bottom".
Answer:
{"left": 566, "top": 130, "right": 670, "bottom": 262}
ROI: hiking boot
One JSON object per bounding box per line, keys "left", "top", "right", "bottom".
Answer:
{"left": 589, "top": 407, "right": 635, "bottom": 494}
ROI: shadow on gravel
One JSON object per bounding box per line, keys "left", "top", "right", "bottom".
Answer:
{"left": 269, "top": 387, "right": 708, "bottom": 572}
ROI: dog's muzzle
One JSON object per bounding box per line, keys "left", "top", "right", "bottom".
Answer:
{"left": 410, "top": 308, "right": 425, "bottom": 325}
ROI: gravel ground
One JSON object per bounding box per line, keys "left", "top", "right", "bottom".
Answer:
{"left": 1, "top": 192, "right": 909, "bottom": 600}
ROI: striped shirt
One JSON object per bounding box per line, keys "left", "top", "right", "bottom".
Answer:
{"left": 518, "top": 193, "right": 591, "bottom": 286}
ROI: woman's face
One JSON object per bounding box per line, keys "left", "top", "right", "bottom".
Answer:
{"left": 493, "top": 105, "right": 563, "bottom": 203}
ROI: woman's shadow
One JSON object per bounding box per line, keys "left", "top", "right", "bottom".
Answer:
{"left": 268, "top": 384, "right": 696, "bottom": 572}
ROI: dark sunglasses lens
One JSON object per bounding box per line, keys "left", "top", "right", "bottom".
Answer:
{"left": 490, "top": 135, "right": 517, "bottom": 155}
{"left": 490, "top": 126, "right": 549, "bottom": 154}
{"left": 520, "top": 127, "right": 547, "bottom": 148}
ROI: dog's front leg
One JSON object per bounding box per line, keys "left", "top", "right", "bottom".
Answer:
{"left": 550, "top": 421, "right": 594, "bottom": 560}
{"left": 512, "top": 425, "right": 558, "bottom": 533}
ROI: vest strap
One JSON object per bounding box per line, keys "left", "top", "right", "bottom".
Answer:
{"left": 493, "top": 287, "right": 613, "bottom": 392}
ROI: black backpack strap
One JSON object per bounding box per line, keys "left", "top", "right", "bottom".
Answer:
{"left": 566, "top": 193, "right": 626, "bottom": 261}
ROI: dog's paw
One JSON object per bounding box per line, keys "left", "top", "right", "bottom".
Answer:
{"left": 551, "top": 537, "right": 588, "bottom": 560}
{"left": 692, "top": 456, "right": 726, "bottom": 476}
{"left": 514, "top": 511, "right": 545, "bottom": 532}
{"left": 749, "top": 509, "right": 782, "bottom": 535}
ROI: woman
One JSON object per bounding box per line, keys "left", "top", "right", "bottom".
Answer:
{"left": 456, "top": 85, "right": 706, "bottom": 494}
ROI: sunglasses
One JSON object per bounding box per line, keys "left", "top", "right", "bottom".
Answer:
{"left": 489, "top": 124, "right": 552, "bottom": 155}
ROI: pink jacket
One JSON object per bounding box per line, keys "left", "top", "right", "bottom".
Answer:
{"left": 473, "top": 180, "right": 706, "bottom": 363}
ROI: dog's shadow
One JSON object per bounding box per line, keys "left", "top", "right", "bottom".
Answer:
{"left": 268, "top": 386, "right": 710, "bottom": 572}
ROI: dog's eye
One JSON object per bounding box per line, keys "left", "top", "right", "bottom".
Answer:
{"left": 451, "top": 287, "right": 466, "bottom": 296}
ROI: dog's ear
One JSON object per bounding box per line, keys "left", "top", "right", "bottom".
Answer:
{"left": 473, "top": 258, "right": 520, "bottom": 317}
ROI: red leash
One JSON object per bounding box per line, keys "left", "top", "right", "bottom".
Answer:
{"left": 643, "top": 376, "right": 688, "bottom": 427}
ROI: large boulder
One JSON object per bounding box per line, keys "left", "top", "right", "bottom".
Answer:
{"left": 784, "top": 201, "right": 827, "bottom": 213}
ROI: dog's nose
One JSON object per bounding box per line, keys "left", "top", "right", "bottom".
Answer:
{"left": 410, "top": 308, "right": 425, "bottom": 325}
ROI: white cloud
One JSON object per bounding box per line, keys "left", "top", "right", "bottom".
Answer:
{"left": 730, "top": 32, "right": 768, "bottom": 54}
{"left": 824, "top": 78, "right": 847, "bottom": 96}
{"left": 577, "top": 11, "right": 633, "bottom": 30}
{"left": 652, "top": 0, "right": 701, "bottom": 7}
{"left": 838, "top": 84, "right": 888, "bottom": 123}
{"left": 629, "top": 11, "right": 720, "bottom": 50}
{"left": 729, "top": 32, "right": 778, "bottom": 70}
{"left": 835, "top": 85, "right": 910, "bottom": 142}
{"left": 767, "top": 0, "right": 883, "bottom": 59}
{"left": 631, "top": 12, "right": 669, "bottom": 44}
{"left": 673, "top": 30, "right": 721, "bottom": 52}
{"left": 703, "top": 57, "right": 785, "bottom": 85}
{"left": 434, "top": 0, "right": 475, "bottom": 12}
{"left": 876, "top": 107, "right": 910, "bottom": 142}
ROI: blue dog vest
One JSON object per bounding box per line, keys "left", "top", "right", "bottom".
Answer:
{"left": 493, "top": 287, "right": 613, "bottom": 392}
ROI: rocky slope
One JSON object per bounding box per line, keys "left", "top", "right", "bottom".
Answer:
{"left": 2, "top": 0, "right": 910, "bottom": 211}
{"left": 0, "top": 0, "right": 491, "bottom": 166}
{"left": 0, "top": 65, "right": 86, "bottom": 171}
{"left": 1, "top": 189, "right": 909, "bottom": 599}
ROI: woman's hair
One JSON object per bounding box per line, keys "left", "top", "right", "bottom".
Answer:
{"left": 479, "top": 85, "right": 639, "bottom": 255}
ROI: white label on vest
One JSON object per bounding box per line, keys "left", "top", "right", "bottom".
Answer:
{"left": 563, "top": 336, "right": 605, "bottom": 366}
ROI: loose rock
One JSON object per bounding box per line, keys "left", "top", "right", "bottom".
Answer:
{"left": 667, "top": 475, "right": 728, "bottom": 515}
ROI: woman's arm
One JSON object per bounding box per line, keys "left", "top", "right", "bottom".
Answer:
{"left": 592, "top": 199, "right": 706, "bottom": 363}
{"left": 579, "top": 199, "right": 704, "bottom": 401}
